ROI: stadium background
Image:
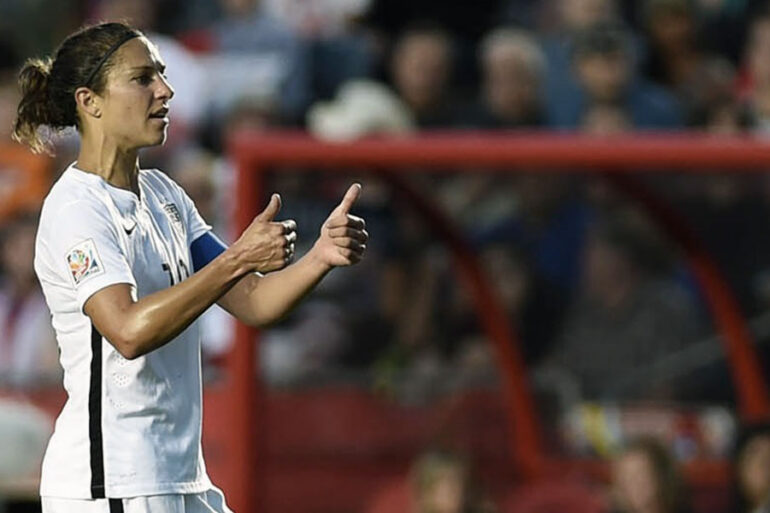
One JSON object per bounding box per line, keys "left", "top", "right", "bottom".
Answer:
{"left": 4, "top": 0, "right": 770, "bottom": 512}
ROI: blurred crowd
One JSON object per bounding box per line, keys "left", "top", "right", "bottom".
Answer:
{"left": 4, "top": 0, "right": 770, "bottom": 508}
{"left": 367, "top": 425, "right": 770, "bottom": 513}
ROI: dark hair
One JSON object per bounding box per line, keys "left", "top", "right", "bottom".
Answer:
{"left": 644, "top": 0, "right": 695, "bottom": 23}
{"left": 620, "top": 437, "right": 690, "bottom": 513}
{"left": 410, "top": 449, "right": 484, "bottom": 513}
{"left": 393, "top": 20, "right": 453, "bottom": 57}
{"left": 12, "top": 22, "right": 142, "bottom": 154}
{"left": 572, "top": 23, "right": 631, "bottom": 60}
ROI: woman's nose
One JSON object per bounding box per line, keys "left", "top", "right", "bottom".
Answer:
{"left": 157, "top": 74, "right": 174, "bottom": 100}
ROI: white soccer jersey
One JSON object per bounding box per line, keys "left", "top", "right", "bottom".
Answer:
{"left": 34, "top": 164, "right": 214, "bottom": 499}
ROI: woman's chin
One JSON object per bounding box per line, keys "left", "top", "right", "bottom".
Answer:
{"left": 142, "top": 130, "right": 168, "bottom": 148}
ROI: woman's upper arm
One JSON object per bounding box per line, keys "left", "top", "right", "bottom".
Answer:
{"left": 83, "top": 283, "right": 136, "bottom": 354}
{"left": 42, "top": 199, "right": 138, "bottom": 352}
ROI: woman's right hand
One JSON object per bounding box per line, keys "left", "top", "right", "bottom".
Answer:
{"left": 230, "top": 193, "right": 296, "bottom": 274}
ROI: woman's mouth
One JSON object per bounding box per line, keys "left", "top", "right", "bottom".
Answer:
{"left": 149, "top": 107, "right": 169, "bottom": 123}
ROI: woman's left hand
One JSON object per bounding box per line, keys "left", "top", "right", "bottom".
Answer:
{"left": 311, "top": 183, "right": 368, "bottom": 268}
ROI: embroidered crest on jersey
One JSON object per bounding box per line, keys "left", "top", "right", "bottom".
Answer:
{"left": 163, "top": 203, "right": 183, "bottom": 228}
{"left": 66, "top": 239, "right": 104, "bottom": 285}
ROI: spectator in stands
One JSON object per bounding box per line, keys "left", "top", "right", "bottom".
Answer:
{"left": 390, "top": 24, "right": 459, "bottom": 128}
{"left": 543, "top": 209, "right": 701, "bottom": 400}
{"left": 558, "top": 22, "right": 683, "bottom": 129}
{"left": 540, "top": 0, "right": 621, "bottom": 126}
{"left": 741, "top": 11, "right": 770, "bottom": 136}
{"left": 441, "top": 175, "right": 591, "bottom": 387}
{"left": 367, "top": 449, "right": 494, "bottom": 513}
{"left": 0, "top": 212, "right": 59, "bottom": 386}
{"left": 208, "top": 0, "right": 311, "bottom": 124}
{"left": 478, "top": 173, "right": 592, "bottom": 338}
{"left": 463, "top": 244, "right": 531, "bottom": 366}
{"left": 262, "top": 0, "right": 375, "bottom": 101}
{"left": 642, "top": 0, "right": 702, "bottom": 92}
{"left": 732, "top": 423, "right": 770, "bottom": 513}
{"left": 199, "top": 91, "right": 284, "bottom": 154}
{"left": 611, "top": 437, "right": 690, "bottom": 513}
{"left": 461, "top": 27, "right": 545, "bottom": 128}
{"left": 693, "top": 98, "right": 753, "bottom": 133}
{"left": 265, "top": 0, "right": 370, "bottom": 39}
{"left": 641, "top": 0, "right": 736, "bottom": 124}
{"left": 582, "top": 102, "right": 633, "bottom": 134}
{"left": 409, "top": 450, "right": 492, "bottom": 513}
{"left": 0, "top": 37, "right": 21, "bottom": 140}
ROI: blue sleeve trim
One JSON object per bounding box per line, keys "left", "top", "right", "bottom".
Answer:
{"left": 190, "top": 232, "right": 228, "bottom": 272}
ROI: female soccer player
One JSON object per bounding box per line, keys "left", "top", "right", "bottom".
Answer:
{"left": 12, "top": 22, "right": 368, "bottom": 513}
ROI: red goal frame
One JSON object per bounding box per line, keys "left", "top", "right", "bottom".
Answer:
{"left": 222, "top": 131, "right": 770, "bottom": 512}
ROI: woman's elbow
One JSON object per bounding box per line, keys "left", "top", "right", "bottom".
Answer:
{"left": 243, "top": 314, "right": 272, "bottom": 329}
{"left": 239, "top": 309, "right": 280, "bottom": 329}
{"left": 229, "top": 304, "right": 277, "bottom": 328}
{"left": 109, "top": 326, "right": 149, "bottom": 360}
{"left": 110, "top": 336, "right": 143, "bottom": 360}
{"left": 118, "top": 345, "right": 143, "bottom": 360}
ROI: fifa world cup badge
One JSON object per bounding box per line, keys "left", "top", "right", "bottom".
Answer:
{"left": 66, "top": 239, "right": 104, "bottom": 285}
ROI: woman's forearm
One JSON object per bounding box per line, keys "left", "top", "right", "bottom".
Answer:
{"left": 89, "top": 249, "right": 247, "bottom": 359}
{"left": 218, "top": 183, "right": 367, "bottom": 328}
{"left": 220, "top": 247, "right": 332, "bottom": 327}
{"left": 89, "top": 200, "right": 296, "bottom": 359}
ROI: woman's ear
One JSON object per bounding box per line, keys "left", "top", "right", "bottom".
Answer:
{"left": 74, "top": 87, "right": 102, "bottom": 119}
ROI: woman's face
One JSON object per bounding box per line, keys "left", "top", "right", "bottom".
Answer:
{"left": 90, "top": 37, "right": 174, "bottom": 150}
{"left": 1, "top": 221, "right": 36, "bottom": 287}
{"left": 749, "top": 20, "right": 770, "bottom": 88}
{"left": 739, "top": 435, "right": 770, "bottom": 508}
{"left": 613, "top": 450, "right": 661, "bottom": 513}
{"left": 418, "top": 467, "right": 467, "bottom": 513}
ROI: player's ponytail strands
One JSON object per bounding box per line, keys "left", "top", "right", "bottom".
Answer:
{"left": 13, "top": 57, "right": 55, "bottom": 154}
{"left": 12, "top": 22, "right": 142, "bottom": 155}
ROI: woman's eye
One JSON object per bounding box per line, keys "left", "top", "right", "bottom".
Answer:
{"left": 135, "top": 74, "right": 152, "bottom": 85}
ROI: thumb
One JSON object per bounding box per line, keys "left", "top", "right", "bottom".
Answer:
{"left": 335, "top": 183, "right": 362, "bottom": 216}
{"left": 255, "top": 193, "right": 281, "bottom": 222}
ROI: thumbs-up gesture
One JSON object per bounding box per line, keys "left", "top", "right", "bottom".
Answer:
{"left": 231, "top": 193, "right": 297, "bottom": 273}
{"left": 311, "top": 184, "right": 368, "bottom": 268}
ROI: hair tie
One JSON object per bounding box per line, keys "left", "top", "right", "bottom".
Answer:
{"left": 83, "top": 32, "right": 139, "bottom": 88}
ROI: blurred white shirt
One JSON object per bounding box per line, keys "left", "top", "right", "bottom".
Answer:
{"left": 0, "top": 289, "right": 58, "bottom": 386}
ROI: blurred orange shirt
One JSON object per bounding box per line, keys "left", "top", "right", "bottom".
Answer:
{"left": 0, "top": 143, "right": 50, "bottom": 221}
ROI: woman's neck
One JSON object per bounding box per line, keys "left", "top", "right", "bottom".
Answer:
{"left": 76, "top": 133, "right": 140, "bottom": 194}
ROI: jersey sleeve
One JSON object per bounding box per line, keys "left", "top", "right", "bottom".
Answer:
{"left": 46, "top": 199, "right": 136, "bottom": 312}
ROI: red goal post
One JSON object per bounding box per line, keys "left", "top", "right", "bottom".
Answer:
{"left": 223, "top": 131, "right": 770, "bottom": 512}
